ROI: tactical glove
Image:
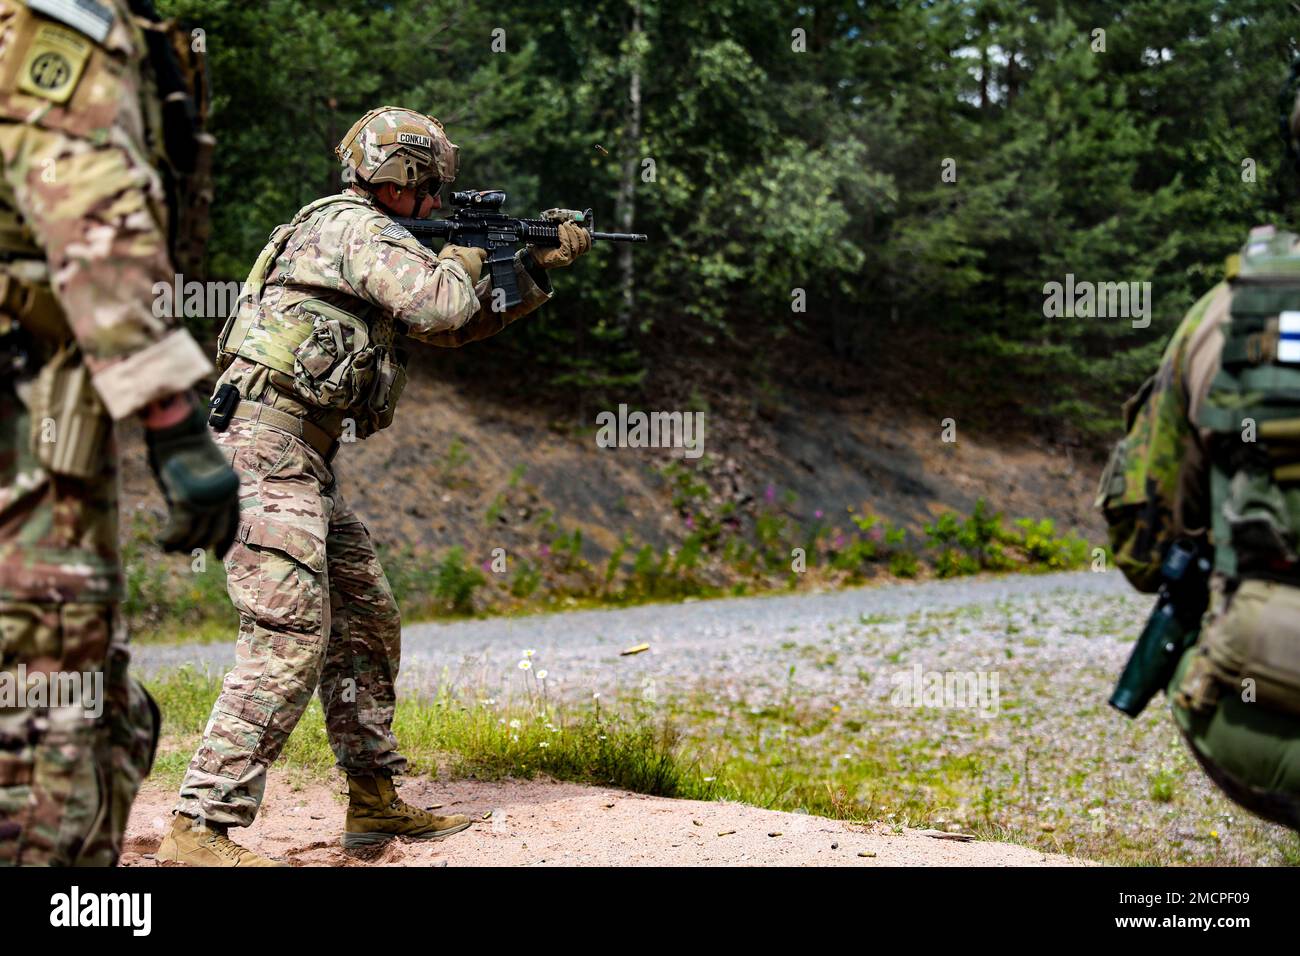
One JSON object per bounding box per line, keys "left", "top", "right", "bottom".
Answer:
{"left": 530, "top": 220, "right": 592, "bottom": 269}
{"left": 146, "top": 403, "right": 240, "bottom": 559}
{"left": 437, "top": 244, "right": 488, "bottom": 283}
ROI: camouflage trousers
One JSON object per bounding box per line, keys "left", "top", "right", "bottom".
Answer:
{"left": 0, "top": 602, "right": 159, "bottom": 866}
{"left": 176, "top": 417, "right": 405, "bottom": 827}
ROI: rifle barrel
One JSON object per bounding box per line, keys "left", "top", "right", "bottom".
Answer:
{"left": 592, "top": 231, "right": 647, "bottom": 242}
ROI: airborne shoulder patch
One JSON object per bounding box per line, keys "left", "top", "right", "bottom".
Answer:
{"left": 17, "top": 21, "right": 93, "bottom": 105}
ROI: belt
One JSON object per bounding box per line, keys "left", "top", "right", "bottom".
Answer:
{"left": 231, "top": 399, "right": 339, "bottom": 462}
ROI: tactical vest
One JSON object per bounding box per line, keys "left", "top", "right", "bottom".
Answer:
{"left": 1200, "top": 227, "right": 1300, "bottom": 583}
{"left": 217, "top": 193, "right": 407, "bottom": 438}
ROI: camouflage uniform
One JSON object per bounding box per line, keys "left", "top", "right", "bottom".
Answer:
{"left": 175, "top": 187, "right": 552, "bottom": 827}
{"left": 1099, "top": 267, "right": 1300, "bottom": 831}
{"left": 0, "top": 0, "right": 212, "bottom": 864}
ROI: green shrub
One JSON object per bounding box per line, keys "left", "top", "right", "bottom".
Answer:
{"left": 433, "top": 546, "right": 486, "bottom": 615}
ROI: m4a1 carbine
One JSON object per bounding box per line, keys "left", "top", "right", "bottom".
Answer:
{"left": 392, "top": 189, "right": 647, "bottom": 309}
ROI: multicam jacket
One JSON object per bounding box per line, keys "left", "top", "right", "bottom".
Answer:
{"left": 216, "top": 190, "right": 553, "bottom": 441}
{"left": 0, "top": 0, "right": 211, "bottom": 601}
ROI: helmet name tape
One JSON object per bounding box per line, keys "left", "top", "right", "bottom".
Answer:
{"left": 397, "top": 132, "right": 432, "bottom": 149}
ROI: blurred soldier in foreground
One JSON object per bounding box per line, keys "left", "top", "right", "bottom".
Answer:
{"left": 1098, "top": 77, "right": 1300, "bottom": 831}
{"left": 0, "top": 0, "right": 239, "bottom": 865}
{"left": 157, "top": 106, "right": 590, "bottom": 865}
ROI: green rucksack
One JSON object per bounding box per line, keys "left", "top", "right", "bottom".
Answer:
{"left": 1188, "top": 226, "right": 1300, "bottom": 718}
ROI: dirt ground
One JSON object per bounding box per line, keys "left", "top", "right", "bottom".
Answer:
{"left": 121, "top": 772, "right": 1085, "bottom": 867}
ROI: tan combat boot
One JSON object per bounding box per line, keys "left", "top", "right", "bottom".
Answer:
{"left": 155, "top": 813, "right": 287, "bottom": 867}
{"left": 343, "top": 773, "right": 472, "bottom": 849}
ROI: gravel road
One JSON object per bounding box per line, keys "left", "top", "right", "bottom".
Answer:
{"left": 133, "top": 569, "right": 1133, "bottom": 698}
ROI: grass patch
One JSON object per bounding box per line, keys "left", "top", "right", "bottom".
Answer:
{"left": 143, "top": 667, "right": 716, "bottom": 802}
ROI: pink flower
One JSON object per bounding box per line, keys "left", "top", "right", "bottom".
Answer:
{"left": 765, "top": 484, "right": 776, "bottom": 502}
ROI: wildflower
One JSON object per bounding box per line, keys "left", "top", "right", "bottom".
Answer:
{"left": 518, "top": 659, "right": 532, "bottom": 671}
{"left": 539, "top": 741, "right": 549, "bottom": 749}
{"left": 536, "top": 669, "right": 549, "bottom": 680}
{"left": 509, "top": 719, "right": 521, "bottom": 730}
{"left": 523, "top": 648, "right": 535, "bottom": 658}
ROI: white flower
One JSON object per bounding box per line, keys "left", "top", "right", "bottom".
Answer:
{"left": 592, "top": 692, "right": 601, "bottom": 700}
{"left": 518, "top": 659, "right": 532, "bottom": 671}
{"left": 539, "top": 741, "right": 549, "bottom": 749}
{"left": 523, "top": 648, "right": 536, "bottom": 658}
{"left": 536, "top": 669, "right": 549, "bottom": 680}
{"left": 509, "top": 719, "right": 521, "bottom": 730}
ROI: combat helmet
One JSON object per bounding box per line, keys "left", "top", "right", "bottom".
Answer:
{"left": 335, "top": 107, "right": 459, "bottom": 188}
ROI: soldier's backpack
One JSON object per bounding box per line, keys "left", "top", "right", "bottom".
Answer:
{"left": 1191, "top": 225, "right": 1300, "bottom": 715}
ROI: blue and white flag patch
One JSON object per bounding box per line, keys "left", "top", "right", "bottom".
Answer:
{"left": 1279, "top": 311, "right": 1300, "bottom": 364}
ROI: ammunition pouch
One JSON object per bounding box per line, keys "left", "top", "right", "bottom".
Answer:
{"left": 282, "top": 299, "right": 375, "bottom": 411}
{"left": 366, "top": 347, "right": 407, "bottom": 436}
{"left": 27, "top": 344, "right": 110, "bottom": 480}
{"left": 280, "top": 302, "right": 407, "bottom": 439}
{"left": 1177, "top": 579, "right": 1300, "bottom": 719}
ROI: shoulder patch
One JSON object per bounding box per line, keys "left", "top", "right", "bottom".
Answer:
{"left": 28, "top": 0, "right": 114, "bottom": 44}
{"left": 379, "top": 222, "right": 413, "bottom": 242}
{"left": 17, "top": 20, "right": 94, "bottom": 104}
